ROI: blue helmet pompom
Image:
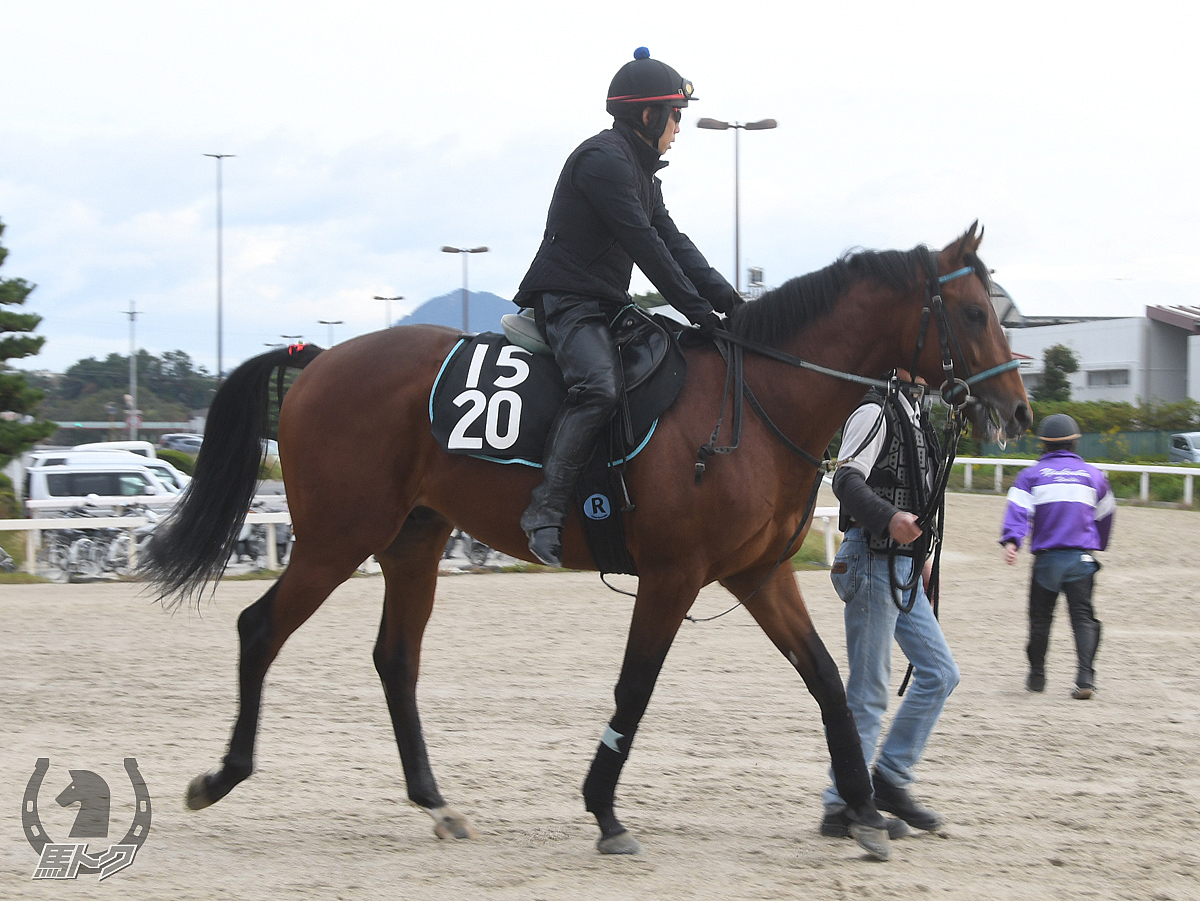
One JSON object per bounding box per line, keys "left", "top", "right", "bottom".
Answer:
{"left": 633, "top": 46, "right": 650, "bottom": 60}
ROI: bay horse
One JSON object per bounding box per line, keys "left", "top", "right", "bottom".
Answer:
{"left": 145, "top": 223, "right": 1029, "bottom": 861}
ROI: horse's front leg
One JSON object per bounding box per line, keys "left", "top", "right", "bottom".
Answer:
{"left": 729, "top": 566, "right": 891, "bottom": 861}
{"left": 582, "top": 572, "right": 697, "bottom": 855}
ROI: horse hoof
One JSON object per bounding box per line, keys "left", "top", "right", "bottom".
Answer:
{"left": 185, "top": 773, "right": 215, "bottom": 810}
{"left": 429, "top": 806, "right": 476, "bottom": 840}
{"left": 597, "top": 830, "right": 642, "bottom": 855}
{"left": 849, "top": 823, "right": 890, "bottom": 861}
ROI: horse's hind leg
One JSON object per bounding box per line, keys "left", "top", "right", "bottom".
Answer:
{"left": 372, "top": 506, "right": 475, "bottom": 840}
{"left": 186, "top": 551, "right": 358, "bottom": 810}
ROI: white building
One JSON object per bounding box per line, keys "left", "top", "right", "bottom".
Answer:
{"left": 992, "top": 286, "right": 1200, "bottom": 403}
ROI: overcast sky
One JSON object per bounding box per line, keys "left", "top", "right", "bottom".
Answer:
{"left": 3, "top": 1, "right": 1197, "bottom": 375}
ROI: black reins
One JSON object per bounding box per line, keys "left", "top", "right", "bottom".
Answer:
{"left": 687, "top": 250, "right": 1017, "bottom": 624}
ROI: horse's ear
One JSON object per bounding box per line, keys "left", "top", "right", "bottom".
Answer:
{"left": 950, "top": 220, "right": 983, "bottom": 258}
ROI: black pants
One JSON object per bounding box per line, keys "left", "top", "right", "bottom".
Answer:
{"left": 1027, "top": 573, "right": 1102, "bottom": 689}
{"left": 520, "top": 293, "right": 622, "bottom": 533}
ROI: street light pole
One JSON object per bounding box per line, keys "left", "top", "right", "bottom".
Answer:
{"left": 318, "top": 319, "right": 343, "bottom": 346}
{"left": 204, "top": 153, "right": 235, "bottom": 383}
{"left": 695, "top": 118, "right": 776, "bottom": 294}
{"left": 374, "top": 295, "right": 403, "bottom": 329}
{"left": 125, "top": 300, "right": 138, "bottom": 440}
{"left": 441, "top": 246, "right": 489, "bottom": 332}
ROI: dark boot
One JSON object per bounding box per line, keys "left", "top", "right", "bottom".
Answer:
{"left": 520, "top": 400, "right": 613, "bottom": 568}
{"left": 521, "top": 295, "right": 623, "bottom": 568}
{"left": 1072, "top": 615, "right": 1101, "bottom": 692}
{"left": 872, "top": 769, "right": 945, "bottom": 832}
{"left": 1060, "top": 575, "right": 1100, "bottom": 694}
{"left": 527, "top": 527, "right": 563, "bottom": 568}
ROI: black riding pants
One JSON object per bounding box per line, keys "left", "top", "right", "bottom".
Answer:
{"left": 519, "top": 293, "right": 623, "bottom": 533}
{"left": 1027, "top": 573, "right": 1101, "bottom": 689}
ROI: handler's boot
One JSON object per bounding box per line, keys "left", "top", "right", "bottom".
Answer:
{"left": 872, "top": 768, "right": 945, "bottom": 833}
{"left": 1072, "top": 619, "right": 1101, "bottom": 699}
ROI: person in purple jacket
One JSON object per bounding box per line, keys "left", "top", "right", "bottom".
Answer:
{"left": 1000, "top": 414, "right": 1116, "bottom": 699}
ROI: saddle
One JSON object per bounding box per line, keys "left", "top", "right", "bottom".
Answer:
{"left": 430, "top": 304, "right": 686, "bottom": 465}
{"left": 429, "top": 305, "right": 688, "bottom": 574}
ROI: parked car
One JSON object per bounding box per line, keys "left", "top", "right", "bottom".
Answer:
{"left": 73, "top": 439, "right": 157, "bottom": 459}
{"left": 27, "top": 450, "right": 191, "bottom": 492}
{"left": 24, "top": 462, "right": 173, "bottom": 511}
{"left": 160, "top": 434, "right": 205, "bottom": 454}
{"left": 1168, "top": 432, "right": 1200, "bottom": 463}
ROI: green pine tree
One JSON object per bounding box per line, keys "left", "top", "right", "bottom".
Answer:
{"left": 0, "top": 218, "right": 57, "bottom": 468}
{"left": 1031, "top": 343, "right": 1080, "bottom": 403}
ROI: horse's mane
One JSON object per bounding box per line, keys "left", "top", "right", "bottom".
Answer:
{"left": 726, "top": 244, "right": 990, "bottom": 347}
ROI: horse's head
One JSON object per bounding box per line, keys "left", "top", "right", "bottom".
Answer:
{"left": 908, "top": 223, "right": 1031, "bottom": 442}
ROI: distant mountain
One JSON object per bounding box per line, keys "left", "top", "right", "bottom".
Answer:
{"left": 395, "top": 290, "right": 516, "bottom": 335}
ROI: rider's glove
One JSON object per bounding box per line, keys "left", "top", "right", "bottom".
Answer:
{"left": 695, "top": 311, "right": 723, "bottom": 336}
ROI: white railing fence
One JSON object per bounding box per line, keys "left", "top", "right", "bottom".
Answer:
{"left": 0, "top": 497, "right": 289, "bottom": 576}
{"left": 958, "top": 457, "right": 1196, "bottom": 506}
{"left": 2, "top": 462, "right": 1194, "bottom": 575}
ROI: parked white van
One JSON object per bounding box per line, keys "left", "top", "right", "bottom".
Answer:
{"left": 24, "top": 462, "right": 174, "bottom": 511}
{"left": 73, "top": 440, "right": 157, "bottom": 459}
{"left": 27, "top": 450, "right": 191, "bottom": 492}
{"left": 1169, "top": 432, "right": 1200, "bottom": 464}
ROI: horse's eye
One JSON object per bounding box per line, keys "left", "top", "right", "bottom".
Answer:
{"left": 964, "top": 305, "right": 988, "bottom": 326}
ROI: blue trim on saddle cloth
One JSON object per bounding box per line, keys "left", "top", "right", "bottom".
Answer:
{"left": 428, "top": 336, "right": 469, "bottom": 424}
{"left": 428, "top": 334, "right": 659, "bottom": 469}
{"left": 465, "top": 420, "right": 659, "bottom": 469}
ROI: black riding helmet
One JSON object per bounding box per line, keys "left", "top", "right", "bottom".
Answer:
{"left": 1036, "top": 413, "right": 1081, "bottom": 444}
{"left": 606, "top": 47, "right": 695, "bottom": 143}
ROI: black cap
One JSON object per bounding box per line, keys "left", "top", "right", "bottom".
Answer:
{"left": 606, "top": 47, "right": 695, "bottom": 118}
{"left": 1036, "top": 413, "right": 1081, "bottom": 442}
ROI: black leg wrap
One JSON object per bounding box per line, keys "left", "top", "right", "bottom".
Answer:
{"left": 824, "top": 706, "right": 873, "bottom": 811}
{"left": 583, "top": 726, "right": 634, "bottom": 836}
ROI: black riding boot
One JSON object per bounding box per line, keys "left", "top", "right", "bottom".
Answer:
{"left": 1072, "top": 618, "right": 1101, "bottom": 694}
{"left": 520, "top": 400, "right": 612, "bottom": 567}
{"left": 1064, "top": 575, "right": 1100, "bottom": 697}
{"left": 520, "top": 294, "right": 623, "bottom": 567}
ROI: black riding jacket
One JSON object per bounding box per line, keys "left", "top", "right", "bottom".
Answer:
{"left": 515, "top": 120, "right": 740, "bottom": 322}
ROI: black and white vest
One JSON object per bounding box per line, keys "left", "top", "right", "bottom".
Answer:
{"left": 839, "top": 389, "right": 941, "bottom": 552}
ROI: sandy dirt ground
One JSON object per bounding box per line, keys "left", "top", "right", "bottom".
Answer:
{"left": 2, "top": 492, "right": 1198, "bottom": 900}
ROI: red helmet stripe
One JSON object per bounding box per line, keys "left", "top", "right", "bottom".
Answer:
{"left": 607, "top": 92, "right": 687, "bottom": 103}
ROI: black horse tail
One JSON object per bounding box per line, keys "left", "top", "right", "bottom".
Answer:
{"left": 142, "top": 344, "right": 323, "bottom": 606}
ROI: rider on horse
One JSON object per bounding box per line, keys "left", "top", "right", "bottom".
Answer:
{"left": 514, "top": 47, "right": 743, "bottom": 567}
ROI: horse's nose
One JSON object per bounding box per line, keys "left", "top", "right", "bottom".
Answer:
{"left": 1013, "top": 402, "right": 1032, "bottom": 435}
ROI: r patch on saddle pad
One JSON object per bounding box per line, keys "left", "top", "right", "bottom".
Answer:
{"left": 429, "top": 333, "right": 659, "bottom": 467}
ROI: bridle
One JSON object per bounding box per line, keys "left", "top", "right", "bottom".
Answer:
{"left": 686, "top": 249, "right": 1017, "bottom": 623}
{"left": 909, "top": 249, "right": 1019, "bottom": 411}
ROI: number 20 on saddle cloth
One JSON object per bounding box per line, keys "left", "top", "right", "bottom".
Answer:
{"left": 429, "top": 307, "right": 687, "bottom": 573}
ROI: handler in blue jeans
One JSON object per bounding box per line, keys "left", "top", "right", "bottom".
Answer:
{"left": 820, "top": 376, "right": 959, "bottom": 840}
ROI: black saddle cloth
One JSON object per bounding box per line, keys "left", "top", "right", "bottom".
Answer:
{"left": 430, "top": 310, "right": 687, "bottom": 467}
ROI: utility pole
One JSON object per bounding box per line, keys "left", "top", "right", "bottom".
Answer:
{"left": 125, "top": 300, "right": 139, "bottom": 440}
